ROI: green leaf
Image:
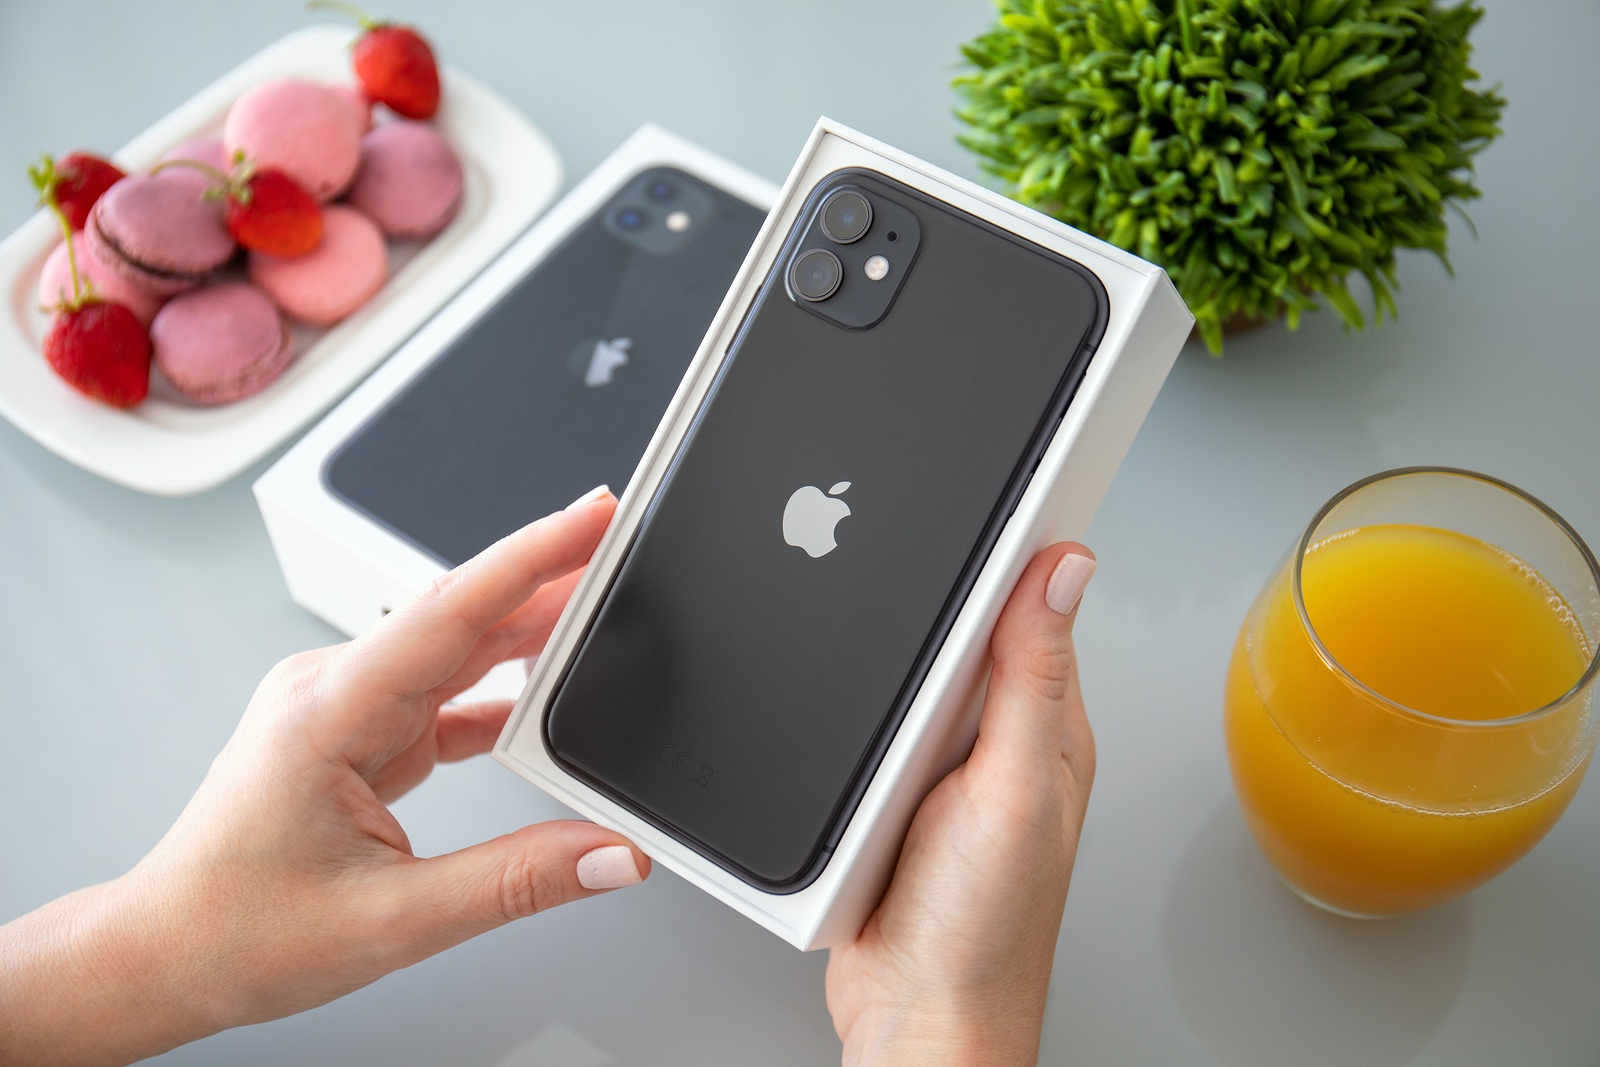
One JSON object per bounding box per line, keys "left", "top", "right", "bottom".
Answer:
{"left": 1321, "top": 278, "right": 1365, "bottom": 328}
{"left": 1344, "top": 128, "right": 1408, "bottom": 150}
{"left": 1215, "top": 156, "right": 1240, "bottom": 203}
{"left": 1324, "top": 53, "right": 1390, "bottom": 87}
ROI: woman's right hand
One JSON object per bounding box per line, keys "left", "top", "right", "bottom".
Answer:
{"left": 826, "top": 543, "right": 1098, "bottom": 1066}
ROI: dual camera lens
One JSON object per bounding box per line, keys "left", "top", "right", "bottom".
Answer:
{"left": 790, "top": 190, "right": 872, "bottom": 302}
{"left": 613, "top": 179, "right": 679, "bottom": 232}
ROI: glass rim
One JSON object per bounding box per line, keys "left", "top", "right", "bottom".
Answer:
{"left": 1291, "top": 466, "right": 1600, "bottom": 729}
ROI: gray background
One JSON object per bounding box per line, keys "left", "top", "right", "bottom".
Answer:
{"left": 2, "top": 1, "right": 1596, "bottom": 1064}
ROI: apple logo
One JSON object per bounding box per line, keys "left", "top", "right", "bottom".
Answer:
{"left": 783, "top": 481, "right": 852, "bottom": 558}
{"left": 570, "top": 337, "right": 632, "bottom": 387}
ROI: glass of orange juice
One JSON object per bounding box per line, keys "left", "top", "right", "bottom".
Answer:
{"left": 1225, "top": 467, "right": 1600, "bottom": 918}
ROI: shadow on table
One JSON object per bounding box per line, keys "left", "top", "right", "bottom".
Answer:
{"left": 494, "top": 1022, "right": 614, "bottom": 1067}
{"left": 1163, "top": 804, "right": 1471, "bottom": 1067}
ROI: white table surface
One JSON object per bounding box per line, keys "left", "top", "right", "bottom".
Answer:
{"left": 2, "top": 2, "right": 1596, "bottom": 1064}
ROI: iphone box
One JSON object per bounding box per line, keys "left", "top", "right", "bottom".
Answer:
{"left": 494, "top": 119, "right": 1193, "bottom": 949}
{"left": 253, "top": 125, "right": 778, "bottom": 697}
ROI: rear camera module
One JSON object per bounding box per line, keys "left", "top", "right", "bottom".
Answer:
{"left": 617, "top": 207, "right": 647, "bottom": 231}
{"left": 790, "top": 248, "right": 842, "bottom": 302}
{"left": 820, "top": 190, "right": 872, "bottom": 244}
{"left": 647, "top": 179, "right": 676, "bottom": 201}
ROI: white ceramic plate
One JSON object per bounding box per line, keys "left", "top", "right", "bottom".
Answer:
{"left": 0, "top": 25, "right": 561, "bottom": 496}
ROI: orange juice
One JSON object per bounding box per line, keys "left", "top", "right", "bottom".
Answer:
{"left": 1225, "top": 523, "right": 1593, "bottom": 916}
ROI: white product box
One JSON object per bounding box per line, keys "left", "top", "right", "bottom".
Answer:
{"left": 253, "top": 125, "right": 780, "bottom": 702}
{"left": 495, "top": 119, "right": 1194, "bottom": 949}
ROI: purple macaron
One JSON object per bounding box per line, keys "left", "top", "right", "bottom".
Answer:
{"left": 150, "top": 281, "right": 294, "bottom": 405}
{"left": 85, "top": 168, "right": 235, "bottom": 297}
{"left": 344, "top": 121, "right": 464, "bottom": 240}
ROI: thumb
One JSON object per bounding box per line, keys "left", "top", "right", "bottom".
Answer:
{"left": 403, "top": 821, "right": 651, "bottom": 950}
{"left": 973, "top": 543, "right": 1097, "bottom": 782}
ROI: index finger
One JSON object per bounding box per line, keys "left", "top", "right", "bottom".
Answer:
{"left": 333, "top": 489, "right": 615, "bottom": 705}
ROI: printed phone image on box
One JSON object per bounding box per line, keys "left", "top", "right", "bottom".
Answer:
{"left": 254, "top": 126, "right": 778, "bottom": 678}
{"left": 497, "top": 119, "right": 1193, "bottom": 949}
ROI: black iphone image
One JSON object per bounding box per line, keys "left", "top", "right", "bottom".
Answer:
{"left": 323, "top": 167, "right": 767, "bottom": 568}
{"left": 543, "top": 169, "right": 1110, "bottom": 892}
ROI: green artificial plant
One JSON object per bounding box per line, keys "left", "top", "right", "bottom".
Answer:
{"left": 954, "top": 0, "right": 1504, "bottom": 352}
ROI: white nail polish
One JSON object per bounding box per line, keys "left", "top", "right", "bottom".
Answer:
{"left": 577, "top": 845, "right": 643, "bottom": 890}
{"left": 565, "top": 484, "right": 611, "bottom": 511}
{"left": 1045, "top": 552, "right": 1097, "bottom": 615}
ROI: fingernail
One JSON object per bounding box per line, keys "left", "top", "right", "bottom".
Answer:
{"left": 565, "top": 484, "right": 611, "bottom": 511}
{"left": 1045, "top": 552, "right": 1097, "bottom": 616}
{"left": 576, "top": 845, "right": 642, "bottom": 890}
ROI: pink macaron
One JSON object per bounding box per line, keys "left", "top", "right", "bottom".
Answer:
{"left": 248, "top": 205, "right": 386, "bottom": 325}
{"left": 336, "top": 85, "right": 374, "bottom": 133}
{"left": 150, "top": 281, "right": 294, "bottom": 405}
{"left": 345, "top": 121, "right": 464, "bottom": 240}
{"left": 224, "top": 79, "right": 364, "bottom": 202}
{"left": 84, "top": 169, "right": 235, "bottom": 296}
{"left": 38, "top": 235, "right": 166, "bottom": 326}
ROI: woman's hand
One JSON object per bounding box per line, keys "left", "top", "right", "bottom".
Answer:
{"left": 826, "top": 543, "right": 1098, "bottom": 1067}
{"left": 0, "top": 489, "right": 649, "bottom": 1067}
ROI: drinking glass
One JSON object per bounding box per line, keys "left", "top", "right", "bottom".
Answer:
{"left": 1224, "top": 468, "right": 1600, "bottom": 917}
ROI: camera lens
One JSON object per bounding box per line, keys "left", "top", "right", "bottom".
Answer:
{"left": 820, "top": 190, "right": 872, "bottom": 244}
{"left": 616, "top": 207, "right": 647, "bottom": 231}
{"left": 790, "top": 249, "right": 842, "bottom": 302}
{"left": 646, "top": 179, "right": 675, "bottom": 201}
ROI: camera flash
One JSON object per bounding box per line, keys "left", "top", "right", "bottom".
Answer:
{"left": 666, "top": 210, "right": 692, "bottom": 233}
{"left": 864, "top": 254, "right": 890, "bottom": 281}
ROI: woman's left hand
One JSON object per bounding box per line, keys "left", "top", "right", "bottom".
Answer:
{"left": 0, "top": 489, "right": 649, "bottom": 1067}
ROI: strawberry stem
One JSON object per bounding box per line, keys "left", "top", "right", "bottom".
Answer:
{"left": 27, "top": 154, "right": 90, "bottom": 310}
{"left": 228, "top": 149, "right": 258, "bottom": 198}
{"left": 150, "top": 156, "right": 230, "bottom": 186}
{"left": 306, "top": 0, "right": 386, "bottom": 31}
{"left": 151, "top": 155, "right": 256, "bottom": 206}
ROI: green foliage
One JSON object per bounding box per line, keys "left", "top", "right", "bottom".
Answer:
{"left": 954, "top": 0, "right": 1504, "bottom": 352}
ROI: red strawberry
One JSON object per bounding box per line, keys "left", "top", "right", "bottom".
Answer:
{"left": 154, "top": 153, "right": 323, "bottom": 257}
{"left": 30, "top": 155, "right": 151, "bottom": 406}
{"left": 226, "top": 168, "right": 324, "bottom": 256}
{"left": 354, "top": 24, "right": 440, "bottom": 119}
{"left": 309, "top": 2, "right": 441, "bottom": 119}
{"left": 29, "top": 152, "right": 125, "bottom": 230}
{"left": 44, "top": 302, "right": 151, "bottom": 408}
